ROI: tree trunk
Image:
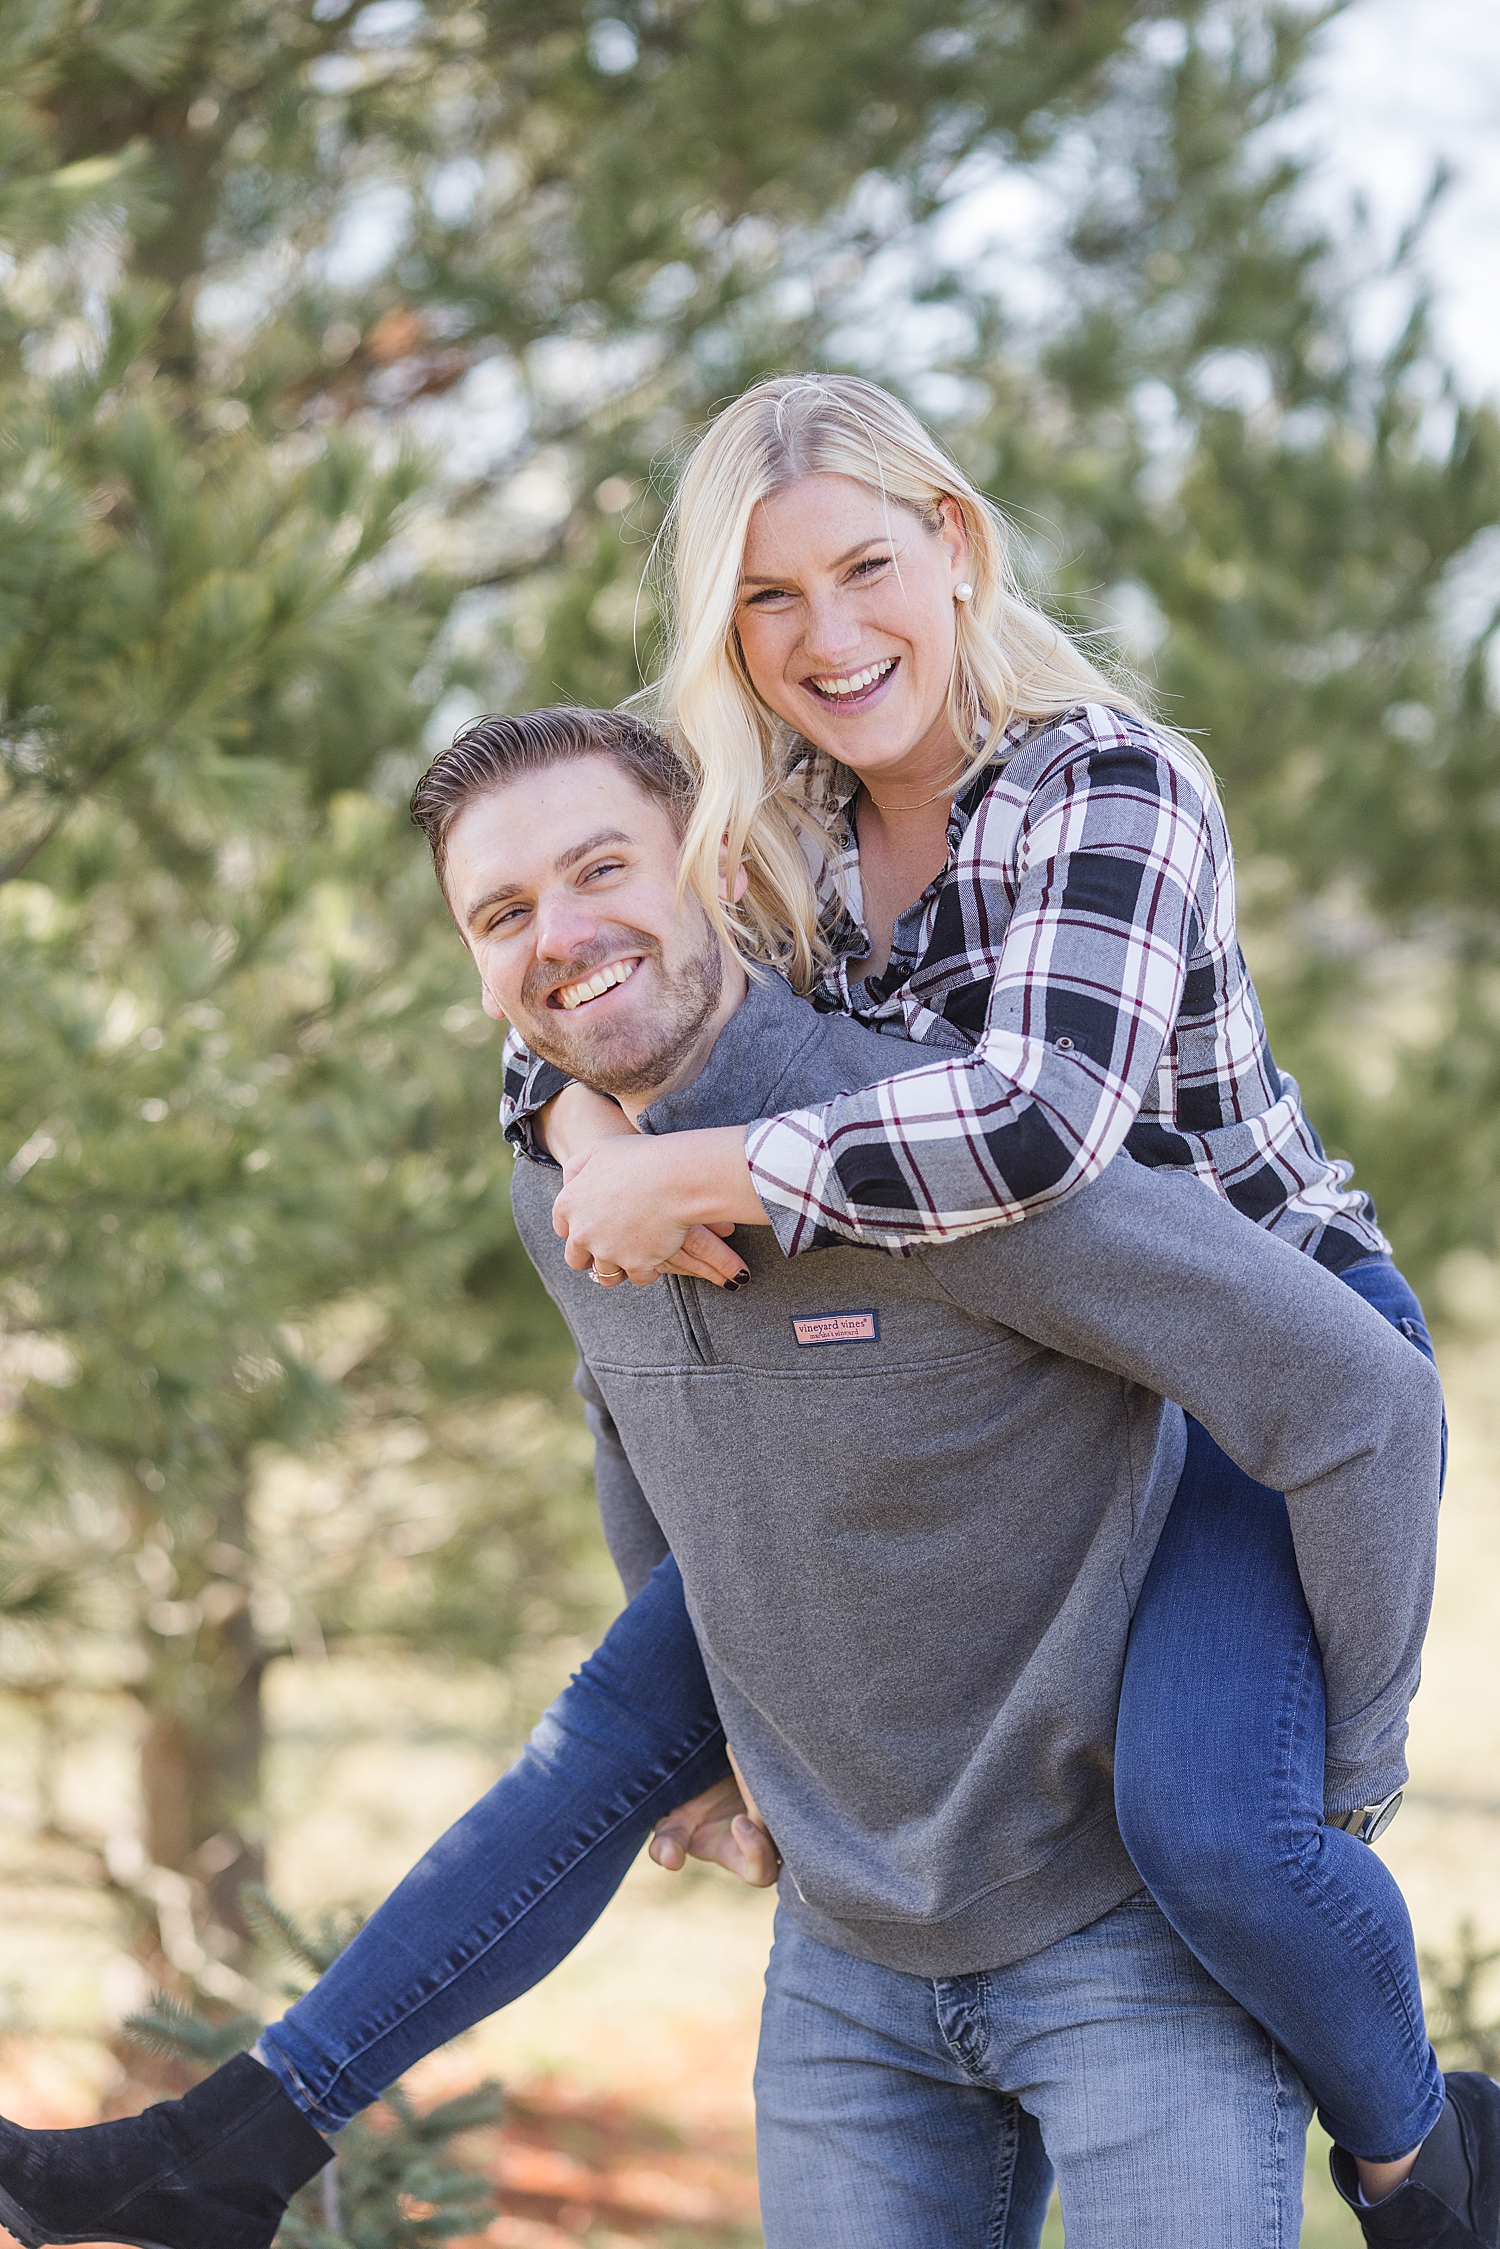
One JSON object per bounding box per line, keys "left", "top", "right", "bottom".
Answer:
{"left": 139, "top": 1479, "right": 269, "bottom": 1948}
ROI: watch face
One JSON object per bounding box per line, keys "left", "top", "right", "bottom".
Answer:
{"left": 1365, "top": 1790, "right": 1403, "bottom": 1845}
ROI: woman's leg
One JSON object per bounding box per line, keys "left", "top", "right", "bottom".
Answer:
{"left": 0, "top": 1555, "right": 727, "bottom": 2247}
{"left": 1114, "top": 1259, "right": 1446, "bottom": 2164}
{"left": 259, "top": 1553, "right": 727, "bottom": 2129}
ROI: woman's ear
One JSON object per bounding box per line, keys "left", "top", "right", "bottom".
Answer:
{"left": 937, "top": 494, "right": 971, "bottom": 586}
{"left": 717, "top": 834, "right": 750, "bottom": 906}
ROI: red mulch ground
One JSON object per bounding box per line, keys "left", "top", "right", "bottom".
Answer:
{"left": 467, "top": 2076, "right": 761, "bottom": 2245}
{"left": 0, "top": 2044, "right": 762, "bottom": 2249}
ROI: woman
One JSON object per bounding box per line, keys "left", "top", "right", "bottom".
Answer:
{"left": 0, "top": 378, "right": 1476, "bottom": 2249}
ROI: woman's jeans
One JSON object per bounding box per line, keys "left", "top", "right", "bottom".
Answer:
{"left": 260, "top": 1254, "right": 1443, "bottom": 2161}
{"left": 1115, "top": 1254, "right": 1446, "bottom": 2161}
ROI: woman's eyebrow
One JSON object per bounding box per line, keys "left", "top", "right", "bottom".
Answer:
{"left": 740, "top": 536, "right": 888, "bottom": 586}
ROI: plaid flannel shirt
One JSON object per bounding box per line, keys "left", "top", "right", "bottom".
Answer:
{"left": 501, "top": 702, "right": 1387, "bottom": 1269}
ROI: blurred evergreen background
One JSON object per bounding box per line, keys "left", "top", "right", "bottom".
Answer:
{"left": 1, "top": 3, "right": 1498, "bottom": 2235}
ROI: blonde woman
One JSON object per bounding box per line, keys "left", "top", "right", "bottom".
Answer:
{"left": 514, "top": 376, "right": 1477, "bottom": 2241}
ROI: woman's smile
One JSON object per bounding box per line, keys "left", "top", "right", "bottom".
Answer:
{"left": 801, "top": 656, "right": 900, "bottom": 709}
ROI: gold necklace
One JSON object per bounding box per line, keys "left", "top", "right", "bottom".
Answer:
{"left": 863, "top": 773, "right": 965, "bottom": 814}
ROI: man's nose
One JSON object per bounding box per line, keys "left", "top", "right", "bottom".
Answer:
{"left": 533, "top": 887, "right": 600, "bottom": 962}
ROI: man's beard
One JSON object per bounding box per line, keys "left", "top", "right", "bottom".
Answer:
{"left": 518, "top": 914, "right": 725, "bottom": 1102}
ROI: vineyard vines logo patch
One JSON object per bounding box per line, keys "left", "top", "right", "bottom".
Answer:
{"left": 790, "top": 1309, "right": 880, "bottom": 1348}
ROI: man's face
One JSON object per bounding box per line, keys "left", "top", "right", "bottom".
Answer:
{"left": 446, "top": 755, "right": 732, "bottom": 1103}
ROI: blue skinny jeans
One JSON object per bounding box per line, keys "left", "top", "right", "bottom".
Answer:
{"left": 259, "top": 1255, "right": 1443, "bottom": 2163}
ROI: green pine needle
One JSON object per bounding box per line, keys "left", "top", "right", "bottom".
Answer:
{"left": 123, "top": 1994, "right": 261, "bottom": 2068}
{"left": 243, "top": 1886, "right": 363, "bottom": 1978}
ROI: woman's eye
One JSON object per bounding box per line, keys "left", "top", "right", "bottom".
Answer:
{"left": 582, "top": 859, "right": 625, "bottom": 882}
{"left": 746, "top": 586, "right": 792, "bottom": 607}
{"left": 850, "top": 555, "right": 890, "bottom": 580}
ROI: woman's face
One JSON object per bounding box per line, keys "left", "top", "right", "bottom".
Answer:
{"left": 733, "top": 473, "right": 970, "bottom": 788}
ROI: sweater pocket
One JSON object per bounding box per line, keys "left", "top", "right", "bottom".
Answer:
{"left": 663, "top": 1273, "right": 717, "bottom": 1365}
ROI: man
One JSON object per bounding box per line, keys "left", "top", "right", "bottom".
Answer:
{"left": 441, "top": 707, "right": 1444, "bottom": 2245}
{"left": 0, "top": 708, "right": 1452, "bottom": 2249}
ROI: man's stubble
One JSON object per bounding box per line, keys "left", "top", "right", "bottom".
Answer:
{"left": 518, "top": 909, "right": 725, "bottom": 1103}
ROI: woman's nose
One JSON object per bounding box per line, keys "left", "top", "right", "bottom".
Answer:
{"left": 799, "top": 592, "right": 864, "bottom": 667}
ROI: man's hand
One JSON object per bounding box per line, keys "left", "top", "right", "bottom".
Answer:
{"left": 552, "top": 1129, "right": 761, "bottom": 1289}
{"left": 649, "top": 1773, "right": 781, "bottom": 1887}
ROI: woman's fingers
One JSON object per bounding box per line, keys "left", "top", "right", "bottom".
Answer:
{"left": 661, "top": 1224, "right": 748, "bottom": 1289}
{"left": 551, "top": 1129, "right": 763, "bottom": 1284}
{"left": 552, "top": 1138, "right": 689, "bottom": 1275}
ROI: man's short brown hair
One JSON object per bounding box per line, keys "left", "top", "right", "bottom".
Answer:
{"left": 410, "top": 707, "right": 694, "bottom": 891}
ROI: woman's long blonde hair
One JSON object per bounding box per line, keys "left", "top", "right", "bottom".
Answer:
{"left": 646, "top": 373, "right": 1184, "bottom": 993}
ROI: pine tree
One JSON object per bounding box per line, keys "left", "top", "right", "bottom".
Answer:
{"left": 0, "top": 0, "right": 1157, "bottom": 1974}
{"left": 123, "top": 1892, "right": 501, "bottom": 2245}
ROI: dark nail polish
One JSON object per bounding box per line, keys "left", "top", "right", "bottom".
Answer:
{"left": 722, "top": 1279, "right": 740, "bottom": 1293}
{"left": 734, "top": 1270, "right": 751, "bottom": 1285}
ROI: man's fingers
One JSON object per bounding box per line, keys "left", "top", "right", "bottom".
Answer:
{"left": 724, "top": 1812, "right": 782, "bottom": 1887}
{"left": 648, "top": 1826, "right": 688, "bottom": 1872}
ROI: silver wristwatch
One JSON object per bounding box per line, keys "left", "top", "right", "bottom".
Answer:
{"left": 1326, "top": 1786, "right": 1404, "bottom": 1846}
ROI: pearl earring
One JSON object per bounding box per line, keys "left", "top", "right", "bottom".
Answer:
{"left": 954, "top": 582, "right": 973, "bottom": 602}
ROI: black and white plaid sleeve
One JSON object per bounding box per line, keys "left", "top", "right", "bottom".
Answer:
{"left": 500, "top": 1029, "right": 570, "bottom": 1163}
{"left": 746, "top": 718, "right": 1219, "bottom": 1253}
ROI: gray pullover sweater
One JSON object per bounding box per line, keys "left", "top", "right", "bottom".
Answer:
{"left": 510, "top": 973, "right": 1443, "bottom": 1978}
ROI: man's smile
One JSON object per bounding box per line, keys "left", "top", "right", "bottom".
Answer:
{"left": 550, "top": 956, "right": 644, "bottom": 1011}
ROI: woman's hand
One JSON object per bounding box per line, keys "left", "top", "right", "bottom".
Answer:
{"left": 539, "top": 1089, "right": 745, "bottom": 1286}
{"left": 551, "top": 1126, "right": 769, "bottom": 1288}
{"left": 535, "top": 1082, "right": 639, "bottom": 1165}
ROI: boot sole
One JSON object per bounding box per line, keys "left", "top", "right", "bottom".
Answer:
{"left": 0, "top": 2177, "right": 175, "bottom": 2249}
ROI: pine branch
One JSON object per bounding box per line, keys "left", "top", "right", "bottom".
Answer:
{"left": 123, "top": 1993, "right": 262, "bottom": 2069}
{"left": 242, "top": 1885, "right": 364, "bottom": 1978}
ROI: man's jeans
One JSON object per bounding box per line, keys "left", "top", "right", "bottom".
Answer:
{"left": 755, "top": 1896, "right": 1313, "bottom": 2248}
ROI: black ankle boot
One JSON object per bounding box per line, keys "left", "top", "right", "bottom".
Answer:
{"left": 1331, "top": 2074, "right": 1500, "bottom": 2246}
{"left": 0, "top": 2050, "right": 332, "bottom": 2249}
